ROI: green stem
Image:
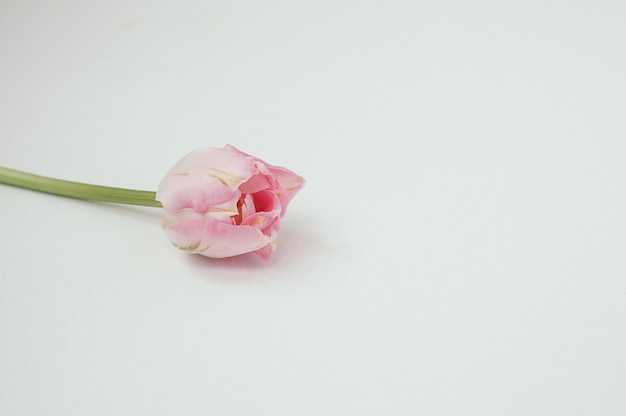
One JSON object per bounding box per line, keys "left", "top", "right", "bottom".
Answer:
{"left": 0, "top": 166, "right": 162, "bottom": 208}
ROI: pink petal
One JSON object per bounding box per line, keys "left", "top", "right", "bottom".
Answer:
{"left": 156, "top": 147, "right": 257, "bottom": 211}
{"left": 251, "top": 189, "right": 280, "bottom": 214}
{"left": 241, "top": 211, "right": 280, "bottom": 234}
{"left": 267, "top": 165, "right": 305, "bottom": 216}
{"left": 252, "top": 221, "right": 279, "bottom": 260}
{"left": 165, "top": 217, "right": 271, "bottom": 259}
{"left": 238, "top": 173, "right": 271, "bottom": 194}
{"left": 237, "top": 193, "right": 256, "bottom": 225}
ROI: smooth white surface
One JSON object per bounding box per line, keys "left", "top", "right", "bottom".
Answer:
{"left": 1, "top": 1, "right": 625, "bottom": 414}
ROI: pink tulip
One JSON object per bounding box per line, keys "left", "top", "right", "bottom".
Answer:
{"left": 155, "top": 145, "right": 305, "bottom": 260}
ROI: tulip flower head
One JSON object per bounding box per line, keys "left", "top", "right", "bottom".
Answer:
{"left": 156, "top": 145, "right": 305, "bottom": 260}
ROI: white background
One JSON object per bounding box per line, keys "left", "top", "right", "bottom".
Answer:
{"left": 1, "top": 0, "right": 625, "bottom": 414}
